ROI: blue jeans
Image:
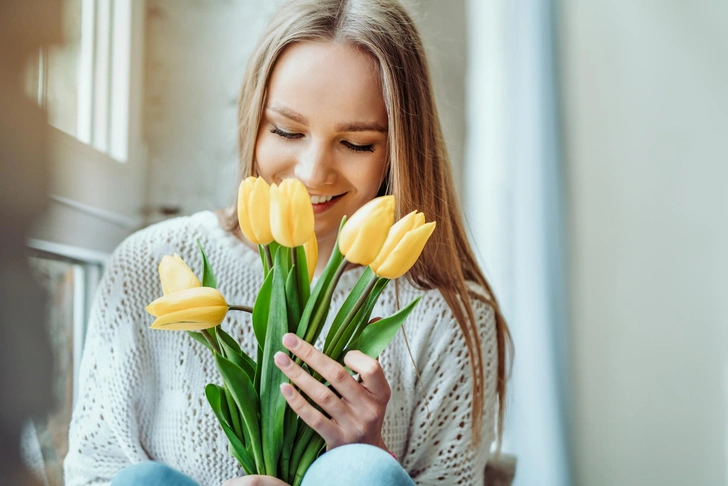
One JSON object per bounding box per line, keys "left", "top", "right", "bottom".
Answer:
{"left": 111, "top": 444, "right": 415, "bottom": 486}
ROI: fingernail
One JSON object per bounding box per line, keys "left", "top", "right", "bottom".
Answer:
{"left": 282, "top": 333, "right": 298, "bottom": 348}
{"left": 280, "top": 383, "right": 294, "bottom": 398}
{"left": 274, "top": 351, "right": 291, "bottom": 367}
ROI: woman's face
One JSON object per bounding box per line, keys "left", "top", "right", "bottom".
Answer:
{"left": 255, "top": 41, "right": 389, "bottom": 247}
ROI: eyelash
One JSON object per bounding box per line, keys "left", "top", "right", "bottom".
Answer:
{"left": 270, "top": 127, "right": 375, "bottom": 153}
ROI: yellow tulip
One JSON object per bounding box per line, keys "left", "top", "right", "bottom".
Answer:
{"left": 303, "top": 234, "right": 318, "bottom": 282}
{"left": 146, "top": 287, "right": 228, "bottom": 330}
{"left": 270, "top": 178, "right": 314, "bottom": 247}
{"left": 369, "top": 210, "right": 436, "bottom": 279}
{"left": 158, "top": 253, "right": 201, "bottom": 295}
{"left": 237, "top": 177, "right": 274, "bottom": 245}
{"left": 338, "top": 196, "right": 395, "bottom": 265}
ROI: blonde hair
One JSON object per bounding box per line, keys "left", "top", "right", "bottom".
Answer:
{"left": 225, "top": 0, "right": 512, "bottom": 450}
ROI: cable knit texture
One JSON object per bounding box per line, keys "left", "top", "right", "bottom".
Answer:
{"left": 63, "top": 211, "right": 498, "bottom": 486}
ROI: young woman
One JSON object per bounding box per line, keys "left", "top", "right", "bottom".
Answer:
{"left": 64, "top": 1, "right": 512, "bottom": 485}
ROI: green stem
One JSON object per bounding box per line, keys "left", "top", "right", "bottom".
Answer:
{"left": 325, "top": 274, "right": 378, "bottom": 358}
{"left": 302, "top": 258, "right": 348, "bottom": 344}
{"left": 264, "top": 244, "right": 274, "bottom": 271}
{"left": 228, "top": 305, "right": 254, "bottom": 313}
{"left": 201, "top": 329, "right": 221, "bottom": 354}
{"left": 291, "top": 245, "right": 298, "bottom": 274}
{"left": 292, "top": 435, "right": 325, "bottom": 486}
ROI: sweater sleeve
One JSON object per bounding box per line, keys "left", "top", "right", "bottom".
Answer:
{"left": 63, "top": 237, "right": 153, "bottom": 486}
{"left": 401, "top": 287, "right": 499, "bottom": 486}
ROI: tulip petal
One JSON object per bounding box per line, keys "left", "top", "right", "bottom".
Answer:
{"left": 146, "top": 287, "right": 227, "bottom": 317}
{"left": 238, "top": 178, "right": 259, "bottom": 244}
{"left": 338, "top": 196, "right": 395, "bottom": 264}
{"left": 158, "top": 254, "right": 201, "bottom": 296}
{"left": 249, "top": 178, "right": 274, "bottom": 245}
{"left": 290, "top": 181, "right": 315, "bottom": 246}
{"left": 373, "top": 221, "right": 436, "bottom": 279}
{"left": 369, "top": 211, "right": 419, "bottom": 269}
{"left": 304, "top": 234, "right": 318, "bottom": 282}
{"left": 270, "top": 183, "right": 294, "bottom": 247}
{"left": 149, "top": 305, "right": 228, "bottom": 330}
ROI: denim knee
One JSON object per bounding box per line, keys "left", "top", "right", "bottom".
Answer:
{"left": 301, "top": 444, "right": 414, "bottom": 486}
{"left": 111, "top": 461, "right": 200, "bottom": 486}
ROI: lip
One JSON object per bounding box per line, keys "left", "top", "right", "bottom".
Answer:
{"left": 311, "top": 193, "right": 345, "bottom": 214}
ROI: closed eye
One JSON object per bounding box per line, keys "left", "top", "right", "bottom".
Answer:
{"left": 342, "top": 140, "right": 375, "bottom": 153}
{"left": 271, "top": 127, "right": 303, "bottom": 140}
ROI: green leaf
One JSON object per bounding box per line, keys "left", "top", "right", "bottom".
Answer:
{"left": 214, "top": 353, "right": 266, "bottom": 474}
{"left": 327, "top": 277, "right": 389, "bottom": 364}
{"left": 278, "top": 406, "right": 298, "bottom": 482}
{"left": 205, "top": 384, "right": 256, "bottom": 475}
{"left": 217, "top": 328, "right": 256, "bottom": 381}
{"left": 291, "top": 435, "right": 325, "bottom": 486}
{"left": 288, "top": 424, "right": 316, "bottom": 483}
{"left": 253, "top": 270, "right": 274, "bottom": 347}
{"left": 260, "top": 249, "right": 290, "bottom": 476}
{"left": 196, "top": 240, "right": 217, "bottom": 289}
{"left": 324, "top": 268, "right": 375, "bottom": 352}
{"left": 295, "top": 245, "right": 310, "bottom": 308}
{"left": 223, "top": 385, "right": 244, "bottom": 443}
{"left": 255, "top": 344, "right": 263, "bottom": 394}
{"left": 345, "top": 297, "right": 421, "bottom": 359}
{"left": 259, "top": 245, "right": 270, "bottom": 275}
{"left": 344, "top": 278, "right": 390, "bottom": 351}
{"left": 296, "top": 217, "right": 347, "bottom": 343}
{"left": 285, "top": 266, "right": 301, "bottom": 333}
{"left": 268, "top": 241, "right": 281, "bottom": 265}
{"left": 186, "top": 331, "right": 212, "bottom": 351}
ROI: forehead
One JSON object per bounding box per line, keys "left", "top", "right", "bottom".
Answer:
{"left": 266, "top": 40, "right": 387, "bottom": 124}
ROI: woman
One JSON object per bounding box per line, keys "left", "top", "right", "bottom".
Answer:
{"left": 64, "top": 1, "right": 512, "bottom": 485}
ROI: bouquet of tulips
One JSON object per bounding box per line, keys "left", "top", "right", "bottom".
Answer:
{"left": 145, "top": 177, "right": 435, "bottom": 485}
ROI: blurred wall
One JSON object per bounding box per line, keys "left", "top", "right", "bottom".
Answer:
{"left": 560, "top": 1, "right": 728, "bottom": 485}
{"left": 142, "top": 0, "right": 467, "bottom": 221}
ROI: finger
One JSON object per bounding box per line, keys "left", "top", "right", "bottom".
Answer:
{"left": 281, "top": 333, "right": 360, "bottom": 398}
{"left": 274, "top": 351, "right": 347, "bottom": 419}
{"left": 343, "top": 350, "right": 391, "bottom": 399}
{"left": 280, "top": 382, "right": 339, "bottom": 441}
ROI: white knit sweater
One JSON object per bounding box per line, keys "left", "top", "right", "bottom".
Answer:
{"left": 63, "top": 210, "right": 498, "bottom": 486}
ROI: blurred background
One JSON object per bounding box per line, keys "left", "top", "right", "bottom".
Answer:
{"left": 3, "top": 0, "right": 727, "bottom": 485}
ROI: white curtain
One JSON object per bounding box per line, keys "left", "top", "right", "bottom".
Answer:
{"left": 464, "top": 1, "right": 571, "bottom": 485}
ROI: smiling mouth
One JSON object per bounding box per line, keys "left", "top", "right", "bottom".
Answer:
{"left": 310, "top": 193, "right": 345, "bottom": 213}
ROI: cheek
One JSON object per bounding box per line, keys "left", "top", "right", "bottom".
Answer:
{"left": 347, "top": 152, "right": 388, "bottom": 198}
{"left": 254, "top": 131, "right": 290, "bottom": 181}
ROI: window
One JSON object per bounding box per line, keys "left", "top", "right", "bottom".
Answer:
{"left": 23, "top": 241, "right": 106, "bottom": 486}
{"left": 26, "top": 0, "right": 147, "bottom": 257}
{"left": 28, "top": 0, "right": 135, "bottom": 162}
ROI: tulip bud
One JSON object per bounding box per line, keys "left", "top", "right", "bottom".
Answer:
{"left": 338, "top": 196, "right": 395, "bottom": 266}
{"left": 158, "top": 253, "right": 202, "bottom": 295}
{"left": 238, "top": 177, "right": 274, "bottom": 245}
{"left": 146, "top": 287, "right": 229, "bottom": 330}
{"left": 369, "top": 210, "right": 436, "bottom": 279}
{"left": 303, "top": 234, "right": 318, "bottom": 282}
{"left": 270, "top": 179, "right": 315, "bottom": 247}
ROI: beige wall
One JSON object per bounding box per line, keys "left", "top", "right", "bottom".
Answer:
{"left": 561, "top": 1, "right": 728, "bottom": 485}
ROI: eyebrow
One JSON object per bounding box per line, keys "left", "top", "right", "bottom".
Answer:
{"left": 268, "top": 103, "right": 388, "bottom": 133}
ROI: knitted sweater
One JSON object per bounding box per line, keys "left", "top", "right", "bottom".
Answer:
{"left": 63, "top": 210, "right": 498, "bottom": 486}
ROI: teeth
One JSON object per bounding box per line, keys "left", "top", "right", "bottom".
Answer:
{"left": 310, "top": 194, "right": 335, "bottom": 204}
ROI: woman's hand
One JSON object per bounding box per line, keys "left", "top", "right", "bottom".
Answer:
{"left": 222, "top": 475, "right": 289, "bottom": 486}
{"left": 274, "top": 332, "right": 391, "bottom": 452}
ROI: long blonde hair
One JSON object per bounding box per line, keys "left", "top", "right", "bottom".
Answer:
{"left": 225, "top": 0, "right": 512, "bottom": 449}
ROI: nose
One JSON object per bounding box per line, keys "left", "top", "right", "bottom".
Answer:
{"left": 293, "top": 140, "right": 336, "bottom": 190}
